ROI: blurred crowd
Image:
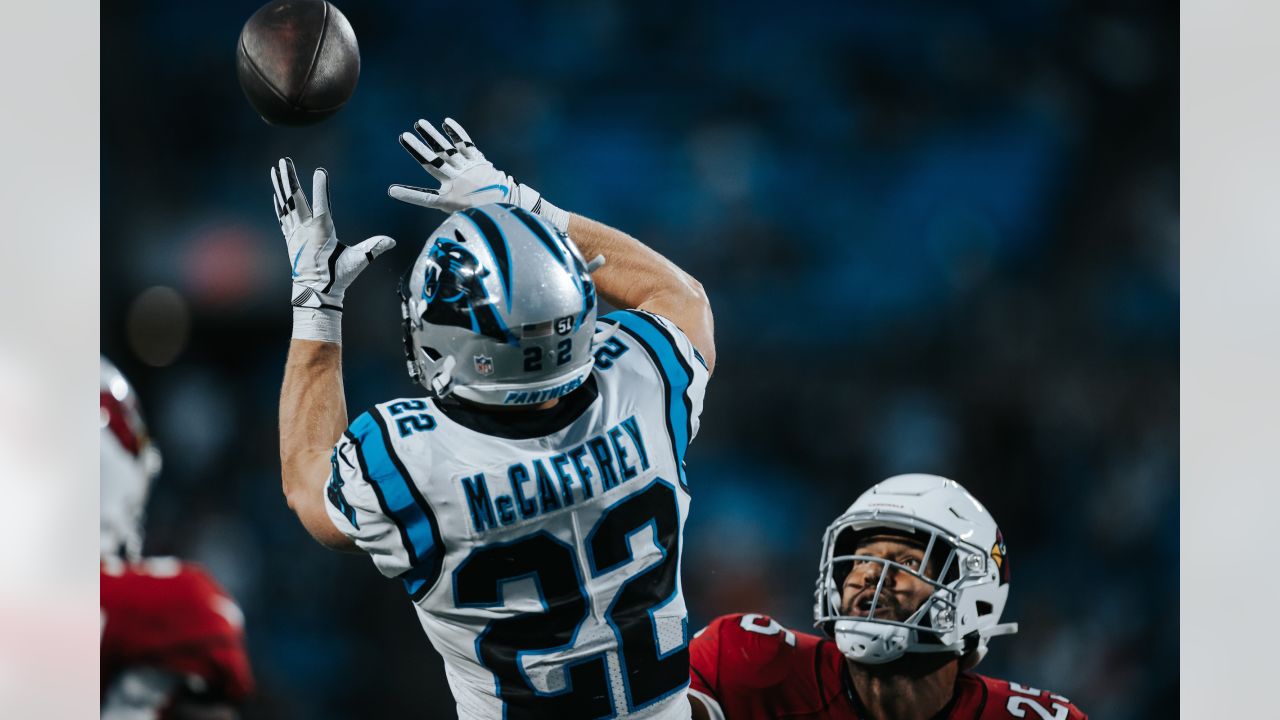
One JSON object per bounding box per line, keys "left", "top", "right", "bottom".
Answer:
{"left": 102, "top": 0, "right": 1177, "bottom": 717}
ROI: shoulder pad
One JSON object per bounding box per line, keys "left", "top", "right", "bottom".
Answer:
{"left": 693, "top": 613, "right": 820, "bottom": 691}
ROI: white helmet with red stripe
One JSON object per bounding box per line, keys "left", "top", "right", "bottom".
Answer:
{"left": 100, "top": 357, "right": 161, "bottom": 559}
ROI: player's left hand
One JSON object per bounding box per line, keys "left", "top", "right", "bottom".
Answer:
{"left": 271, "top": 158, "right": 395, "bottom": 312}
{"left": 388, "top": 118, "right": 568, "bottom": 231}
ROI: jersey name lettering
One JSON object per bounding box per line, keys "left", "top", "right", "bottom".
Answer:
{"left": 461, "top": 415, "right": 651, "bottom": 534}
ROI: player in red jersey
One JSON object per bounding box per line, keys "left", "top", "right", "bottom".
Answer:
{"left": 100, "top": 357, "right": 254, "bottom": 719}
{"left": 688, "top": 474, "right": 1087, "bottom": 720}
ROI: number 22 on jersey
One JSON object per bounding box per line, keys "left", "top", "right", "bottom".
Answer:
{"left": 453, "top": 479, "right": 686, "bottom": 718}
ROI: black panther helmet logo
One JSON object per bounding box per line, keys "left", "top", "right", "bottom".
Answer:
{"left": 400, "top": 232, "right": 517, "bottom": 346}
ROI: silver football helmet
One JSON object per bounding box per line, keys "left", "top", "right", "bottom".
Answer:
{"left": 400, "top": 203, "right": 607, "bottom": 406}
{"left": 814, "top": 474, "right": 1017, "bottom": 666}
{"left": 100, "top": 356, "right": 162, "bottom": 559}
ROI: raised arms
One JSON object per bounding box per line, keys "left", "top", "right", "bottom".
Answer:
{"left": 271, "top": 158, "right": 395, "bottom": 550}
{"left": 388, "top": 118, "right": 715, "bottom": 372}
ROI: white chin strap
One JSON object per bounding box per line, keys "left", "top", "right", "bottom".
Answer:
{"left": 833, "top": 618, "right": 911, "bottom": 664}
{"left": 423, "top": 355, "right": 457, "bottom": 397}
{"left": 982, "top": 622, "right": 1019, "bottom": 639}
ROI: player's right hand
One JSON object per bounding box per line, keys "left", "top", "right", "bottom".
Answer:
{"left": 388, "top": 118, "right": 568, "bottom": 231}
{"left": 271, "top": 157, "right": 395, "bottom": 312}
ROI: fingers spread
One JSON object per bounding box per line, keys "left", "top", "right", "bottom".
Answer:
{"left": 441, "top": 118, "right": 480, "bottom": 160}
{"left": 414, "top": 119, "right": 459, "bottom": 163}
{"left": 399, "top": 132, "right": 456, "bottom": 180}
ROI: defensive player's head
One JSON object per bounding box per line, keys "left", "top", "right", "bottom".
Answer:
{"left": 399, "top": 203, "right": 605, "bottom": 406}
{"left": 814, "top": 474, "right": 1016, "bottom": 668}
{"left": 100, "top": 356, "right": 162, "bottom": 559}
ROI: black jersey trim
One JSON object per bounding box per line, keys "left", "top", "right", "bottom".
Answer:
{"left": 815, "top": 638, "right": 834, "bottom": 712}
{"left": 367, "top": 410, "right": 446, "bottom": 601}
{"left": 346, "top": 428, "right": 416, "bottom": 566}
{"left": 631, "top": 311, "right": 697, "bottom": 454}
{"left": 608, "top": 310, "right": 695, "bottom": 489}
{"left": 972, "top": 674, "right": 989, "bottom": 719}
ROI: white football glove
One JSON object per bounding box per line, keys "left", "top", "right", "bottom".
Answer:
{"left": 387, "top": 118, "right": 569, "bottom": 232}
{"left": 271, "top": 157, "right": 395, "bottom": 342}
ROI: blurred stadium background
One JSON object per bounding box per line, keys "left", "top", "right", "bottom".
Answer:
{"left": 102, "top": 1, "right": 1177, "bottom": 717}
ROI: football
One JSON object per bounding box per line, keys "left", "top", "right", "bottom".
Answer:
{"left": 235, "top": 0, "right": 360, "bottom": 126}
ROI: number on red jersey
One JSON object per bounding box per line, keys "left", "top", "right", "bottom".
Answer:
{"left": 979, "top": 678, "right": 1088, "bottom": 720}
{"left": 689, "top": 613, "right": 852, "bottom": 720}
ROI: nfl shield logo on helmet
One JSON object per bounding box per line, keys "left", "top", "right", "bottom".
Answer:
{"left": 473, "top": 354, "right": 494, "bottom": 376}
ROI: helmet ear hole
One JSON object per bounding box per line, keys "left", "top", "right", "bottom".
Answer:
{"left": 421, "top": 346, "right": 443, "bottom": 362}
{"left": 976, "top": 601, "right": 993, "bottom": 616}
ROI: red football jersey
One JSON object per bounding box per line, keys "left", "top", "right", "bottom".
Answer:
{"left": 689, "top": 613, "right": 1086, "bottom": 720}
{"left": 101, "top": 557, "right": 253, "bottom": 715}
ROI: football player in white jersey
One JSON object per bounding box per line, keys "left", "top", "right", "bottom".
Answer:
{"left": 270, "top": 117, "right": 714, "bottom": 719}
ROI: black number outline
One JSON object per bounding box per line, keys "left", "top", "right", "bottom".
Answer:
{"left": 395, "top": 413, "right": 436, "bottom": 437}
{"left": 450, "top": 478, "right": 686, "bottom": 717}
{"left": 585, "top": 478, "right": 688, "bottom": 711}
{"left": 452, "top": 531, "right": 614, "bottom": 719}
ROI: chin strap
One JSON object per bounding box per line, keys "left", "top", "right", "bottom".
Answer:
{"left": 422, "top": 355, "right": 457, "bottom": 397}
{"left": 982, "top": 622, "right": 1019, "bottom": 638}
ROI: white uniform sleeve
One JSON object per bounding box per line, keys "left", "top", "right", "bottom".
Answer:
{"left": 324, "top": 409, "right": 443, "bottom": 595}
{"left": 601, "top": 309, "right": 711, "bottom": 445}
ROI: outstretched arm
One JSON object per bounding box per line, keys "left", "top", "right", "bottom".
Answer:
{"left": 271, "top": 158, "right": 395, "bottom": 550}
{"left": 564, "top": 213, "right": 715, "bottom": 372}
{"left": 279, "top": 340, "right": 353, "bottom": 550}
{"left": 388, "top": 118, "right": 715, "bottom": 372}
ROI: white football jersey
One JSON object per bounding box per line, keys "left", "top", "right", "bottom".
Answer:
{"left": 326, "top": 309, "right": 709, "bottom": 719}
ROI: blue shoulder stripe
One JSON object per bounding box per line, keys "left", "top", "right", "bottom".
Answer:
{"left": 348, "top": 411, "right": 444, "bottom": 597}
{"left": 605, "top": 310, "right": 694, "bottom": 488}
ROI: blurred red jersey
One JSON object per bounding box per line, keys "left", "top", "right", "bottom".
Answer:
{"left": 689, "top": 613, "right": 1086, "bottom": 720}
{"left": 101, "top": 556, "right": 253, "bottom": 716}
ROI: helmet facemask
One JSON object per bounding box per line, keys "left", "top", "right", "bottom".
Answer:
{"left": 815, "top": 511, "right": 1011, "bottom": 665}
{"left": 399, "top": 263, "right": 460, "bottom": 398}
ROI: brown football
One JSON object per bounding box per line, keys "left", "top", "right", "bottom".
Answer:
{"left": 235, "top": 0, "right": 360, "bottom": 126}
